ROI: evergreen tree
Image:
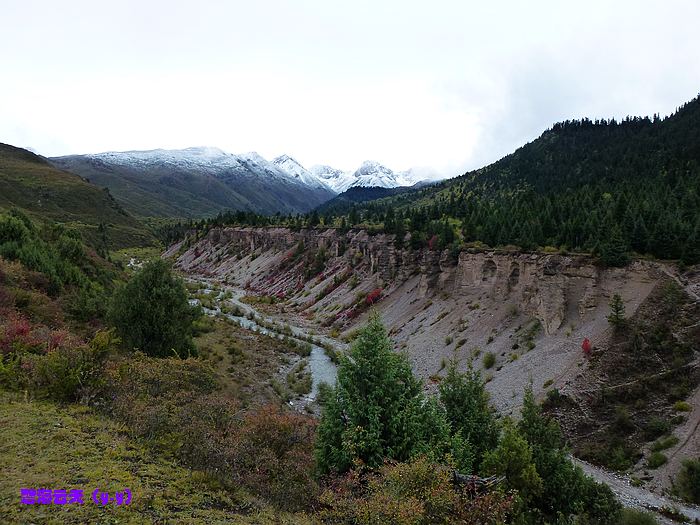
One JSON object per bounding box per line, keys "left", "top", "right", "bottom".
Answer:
{"left": 315, "top": 313, "right": 451, "bottom": 474}
{"left": 482, "top": 419, "right": 542, "bottom": 511}
{"left": 518, "top": 387, "right": 621, "bottom": 523}
{"left": 439, "top": 360, "right": 499, "bottom": 468}
{"left": 108, "top": 260, "right": 200, "bottom": 357}
{"left": 681, "top": 225, "right": 700, "bottom": 265}
{"left": 599, "top": 225, "right": 630, "bottom": 267}
{"left": 630, "top": 217, "right": 649, "bottom": 254}
{"left": 607, "top": 293, "right": 626, "bottom": 327}
{"left": 308, "top": 211, "right": 320, "bottom": 227}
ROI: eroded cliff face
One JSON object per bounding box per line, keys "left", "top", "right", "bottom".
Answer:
{"left": 171, "top": 227, "right": 656, "bottom": 337}
{"left": 170, "top": 227, "right": 669, "bottom": 414}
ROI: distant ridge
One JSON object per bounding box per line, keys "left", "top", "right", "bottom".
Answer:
{"left": 50, "top": 147, "right": 434, "bottom": 218}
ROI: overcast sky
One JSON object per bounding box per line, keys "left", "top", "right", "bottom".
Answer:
{"left": 2, "top": 0, "right": 699, "bottom": 177}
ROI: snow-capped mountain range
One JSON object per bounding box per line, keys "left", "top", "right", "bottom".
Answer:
{"left": 270, "top": 151, "right": 427, "bottom": 193}
{"left": 57, "top": 146, "right": 428, "bottom": 194}
{"left": 49, "top": 146, "right": 432, "bottom": 218}
{"left": 276, "top": 155, "right": 426, "bottom": 193}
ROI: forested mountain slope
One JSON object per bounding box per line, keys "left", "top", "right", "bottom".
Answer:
{"left": 314, "top": 95, "right": 700, "bottom": 264}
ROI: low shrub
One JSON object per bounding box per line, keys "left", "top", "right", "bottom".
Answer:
{"left": 619, "top": 508, "right": 659, "bottom": 525}
{"left": 674, "top": 458, "right": 700, "bottom": 504}
{"left": 651, "top": 435, "right": 679, "bottom": 452}
{"left": 644, "top": 417, "right": 670, "bottom": 440}
{"left": 673, "top": 401, "right": 692, "bottom": 412}
{"left": 96, "top": 351, "right": 318, "bottom": 510}
{"left": 224, "top": 405, "right": 318, "bottom": 510}
{"left": 483, "top": 352, "right": 496, "bottom": 369}
{"left": 647, "top": 451, "right": 668, "bottom": 469}
{"left": 0, "top": 312, "right": 116, "bottom": 401}
{"left": 319, "top": 456, "right": 514, "bottom": 524}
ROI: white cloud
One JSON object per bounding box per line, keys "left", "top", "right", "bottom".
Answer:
{"left": 1, "top": 0, "right": 699, "bottom": 178}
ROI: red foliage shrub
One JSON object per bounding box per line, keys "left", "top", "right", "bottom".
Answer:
{"left": 3, "top": 328, "right": 115, "bottom": 401}
{"left": 0, "top": 314, "right": 42, "bottom": 355}
{"left": 365, "top": 288, "right": 382, "bottom": 305}
{"left": 428, "top": 234, "right": 439, "bottom": 250}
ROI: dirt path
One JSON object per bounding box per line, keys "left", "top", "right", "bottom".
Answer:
{"left": 575, "top": 458, "right": 700, "bottom": 524}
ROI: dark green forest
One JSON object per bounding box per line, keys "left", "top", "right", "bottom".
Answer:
{"left": 187, "top": 95, "right": 700, "bottom": 267}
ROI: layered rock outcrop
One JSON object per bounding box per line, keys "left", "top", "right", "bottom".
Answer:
{"left": 171, "top": 227, "right": 659, "bottom": 336}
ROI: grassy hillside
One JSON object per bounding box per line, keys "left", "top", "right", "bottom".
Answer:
{"left": 52, "top": 156, "right": 252, "bottom": 218}
{"left": 0, "top": 143, "right": 155, "bottom": 248}
{"left": 0, "top": 391, "right": 310, "bottom": 525}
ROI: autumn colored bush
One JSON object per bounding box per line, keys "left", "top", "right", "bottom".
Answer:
{"left": 319, "top": 456, "right": 513, "bottom": 524}
{"left": 0, "top": 313, "right": 116, "bottom": 401}
{"left": 96, "top": 352, "right": 318, "bottom": 510}
{"left": 0, "top": 313, "right": 39, "bottom": 355}
{"left": 97, "top": 353, "right": 218, "bottom": 430}
{"left": 21, "top": 330, "right": 115, "bottom": 401}
{"left": 224, "top": 405, "right": 318, "bottom": 510}
{"left": 365, "top": 287, "right": 382, "bottom": 305}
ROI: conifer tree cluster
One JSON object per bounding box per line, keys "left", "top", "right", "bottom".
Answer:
{"left": 316, "top": 314, "right": 622, "bottom": 523}
{"left": 319, "top": 97, "right": 700, "bottom": 264}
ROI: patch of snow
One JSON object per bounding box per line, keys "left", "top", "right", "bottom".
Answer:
{"left": 273, "top": 155, "right": 333, "bottom": 191}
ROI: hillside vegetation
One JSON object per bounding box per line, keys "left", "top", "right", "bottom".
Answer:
{"left": 1, "top": 220, "right": 642, "bottom": 523}
{"left": 0, "top": 143, "right": 155, "bottom": 248}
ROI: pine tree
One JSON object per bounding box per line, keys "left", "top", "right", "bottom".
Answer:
{"left": 599, "top": 225, "right": 630, "bottom": 267}
{"left": 438, "top": 360, "right": 498, "bottom": 468}
{"left": 630, "top": 217, "right": 649, "bottom": 254}
{"left": 308, "top": 211, "right": 320, "bottom": 227}
{"left": 681, "top": 224, "right": 700, "bottom": 265}
{"left": 482, "top": 420, "right": 542, "bottom": 509}
{"left": 108, "top": 260, "right": 200, "bottom": 357}
{"left": 607, "top": 293, "right": 626, "bottom": 327}
{"left": 517, "top": 387, "right": 621, "bottom": 523}
{"left": 315, "top": 313, "right": 450, "bottom": 474}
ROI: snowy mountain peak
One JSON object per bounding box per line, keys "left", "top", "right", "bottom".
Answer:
{"left": 310, "top": 165, "right": 355, "bottom": 193}
{"left": 356, "top": 160, "right": 393, "bottom": 174}
{"left": 273, "top": 154, "right": 301, "bottom": 166}
{"left": 272, "top": 155, "right": 331, "bottom": 190}
{"left": 347, "top": 160, "right": 403, "bottom": 190}
{"left": 308, "top": 160, "right": 427, "bottom": 193}
{"left": 182, "top": 146, "right": 227, "bottom": 157}
{"left": 238, "top": 151, "right": 267, "bottom": 165}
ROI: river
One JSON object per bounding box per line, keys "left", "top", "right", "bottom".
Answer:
{"left": 188, "top": 277, "right": 339, "bottom": 405}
